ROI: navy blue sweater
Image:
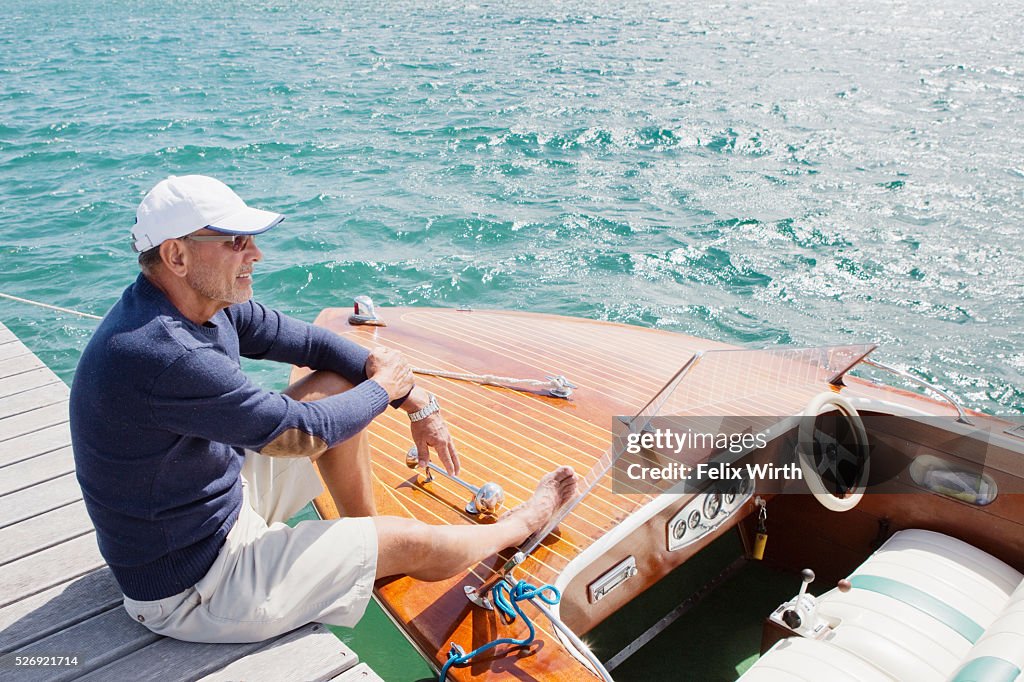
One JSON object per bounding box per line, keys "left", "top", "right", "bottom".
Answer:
{"left": 70, "top": 274, "right": 390, "bottom": 600}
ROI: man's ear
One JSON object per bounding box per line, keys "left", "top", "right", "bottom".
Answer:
{"left": 160, "top": 239, "right": 189, "bottom": 278}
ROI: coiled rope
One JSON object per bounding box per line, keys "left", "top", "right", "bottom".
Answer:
{"left": 438, "top": 579, "right": 561, "bottom": 682}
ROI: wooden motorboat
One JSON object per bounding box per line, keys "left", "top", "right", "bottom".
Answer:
{"left": 291, "top": 305, "right": 1024, "bottom": 681}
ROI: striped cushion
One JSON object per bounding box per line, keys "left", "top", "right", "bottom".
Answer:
{"left": 740, "top": 530, "right": 1023, "bottom": 682}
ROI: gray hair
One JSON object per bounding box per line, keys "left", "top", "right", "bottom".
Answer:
{"left": 138, "top": 246, "right": 163, "bottom": 274}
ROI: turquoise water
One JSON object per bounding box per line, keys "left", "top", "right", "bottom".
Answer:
{"left": 1, "top": 0, "right": 1021, "bottom": 678}
{"left": 2, "top": 0, "right": 1022, "bottom": 415}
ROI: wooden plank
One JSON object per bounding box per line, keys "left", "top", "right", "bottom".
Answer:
{"left": 0, "top": 474, "right": 81, "bottom": 529}
{"left": 0, "top": 501, "right": 93, "bottom": 566}
{"left": 0, "top": 340, "right": 31, "bottom": 363}
{"left": 0, "top": 422, "right": 71, "bottom": 467}
{"left": 0, "top": 326, "right": 15, "bottom": 344}
{"left": 0, "top": 383, "right": 69, "bottom": 421}
{"left": 0, "top": 533, "right": 104, "bottom": 609}
{"left": 0, "top": 447, "right": 75, "bottom": 497}
{"left": 0, "top": 369, "right": 63, "bottom": 401}
{"left": 0, "top": 354, "right": 45, "bottom": 381}
{"left": 331, "top": 662, "right": 386, "bottom": 682}
{"left": 75, "top": 636, "right": 267, "bottom": 681}
{"left": 0, "top": 402, "right": 69, "bottom": 445}
{"left": 0, "top": 606, "right": 158, "bottom": 682}
{"left": 199, "top": 623, "right": 358, "bottom": 682}
{"left": 0, "top": 569, "right": 122, "bottom": 655}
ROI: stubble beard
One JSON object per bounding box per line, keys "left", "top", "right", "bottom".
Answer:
{"left": 186, "top": 260, "right": 252, "bottom": 306}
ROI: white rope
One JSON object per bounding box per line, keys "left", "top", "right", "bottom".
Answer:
{"left": 0, "top": 292, "right": 102, "bottom": 320}
{"left": 412, "top": 367, "right": 575, "bottom": 397}
{"left": 413, "top": 367, "right": 550, "bottom": 390}
{"left": 0, "top": 291, "right": 577, "bottom": 396}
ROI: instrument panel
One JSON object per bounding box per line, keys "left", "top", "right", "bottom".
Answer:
{"left": 667, "top": 479, "right": 753, "bottom": 552}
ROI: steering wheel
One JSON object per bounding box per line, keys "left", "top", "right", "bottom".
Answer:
{"left": 797, "top": 392, "right": 870, "bottom": 512}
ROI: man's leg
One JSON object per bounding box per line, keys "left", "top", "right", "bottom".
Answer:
{"left": 284, "top": 371, "right": 581, "bottom": 582}
{"left": 373, "top": 466, "right": 577, "bottom": 581}
{"left": 283, "top": 370, "right": 376, "bottom": 517}
{"left": 123, "top": 470, "right": 578, "bottom": 644}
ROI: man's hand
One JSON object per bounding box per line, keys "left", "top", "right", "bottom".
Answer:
{"left": 403, "top": 385, "right": 460, "bottom": 476}
{"left": 411, "top": 412, "right": 460, "bottom": 476}
{"left": 364, "top": 347, "right": 414, "bottom": 402}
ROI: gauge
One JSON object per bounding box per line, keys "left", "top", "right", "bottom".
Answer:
{"left": 724, "top": 487, "right": 737, "bottom": 505}
{"left": 671, "top": 518, "right": 687, "bottom": 541}
{"left": 703, "top": 493, "right": 722, "bottom": 519}
{"left": 687, "top": 510, "right": 702, "bottom": 529}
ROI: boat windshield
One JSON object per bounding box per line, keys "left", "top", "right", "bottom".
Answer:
{"left": 633, "top": 343, "right": 877, "bottom": 421}
{"left": 521, "top": 343, "right": 876, "bottom": 552}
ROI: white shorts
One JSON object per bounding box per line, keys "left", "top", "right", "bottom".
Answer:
{"left": 122, "top": 452, "right": 378, "bottom": 643}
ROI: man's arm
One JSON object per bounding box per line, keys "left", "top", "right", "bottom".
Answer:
{"left": 228, "top": 301, "right": 370, "bottom": 384}
{"left": 403, "top": 385, "right": 460, "bottom": 475}
{"left": 227, "top": 301, "right": 459, "bottom": 472}
{"left": 229, "top": 301, "right": 416, "bottom": 408}
{"left": 148, "top": 347, "right": 390, "bottom": 458}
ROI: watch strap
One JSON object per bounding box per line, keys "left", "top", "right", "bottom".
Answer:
{"left": 408, "top": 395, "right": 440, "bottom": 422}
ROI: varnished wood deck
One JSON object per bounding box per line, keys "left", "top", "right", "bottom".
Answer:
{"left": 303, "top": 306, "right": 1012, "bottom": 682}
{"left": 302, "top": 307, "right": 753, "bottom": 681}
{"left": 0, "top": 321, "right": 377, "bottom": 682}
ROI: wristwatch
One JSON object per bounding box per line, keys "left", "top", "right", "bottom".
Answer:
{"left": 408, "top": 394, "right": 440, "bottom": 422}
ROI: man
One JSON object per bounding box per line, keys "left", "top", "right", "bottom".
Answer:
{"left": 69, "top": 174, "right": 577, "bottom": 643}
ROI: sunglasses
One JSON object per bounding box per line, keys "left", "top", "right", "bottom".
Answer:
{"left": 182, "top": 234, "right": 253, "bottom": 252}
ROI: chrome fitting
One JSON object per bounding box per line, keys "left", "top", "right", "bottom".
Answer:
{"left": 405, "top": 447, "right": 505, "bottom": 515}
{"left": 465, "top": 551, "right": 526, "bottom": 609}
{"left": 546, "top": 375, "right": 577, "bottom": 399}
{"left": 348, "top": 295, "right": 386, "bottom": 326}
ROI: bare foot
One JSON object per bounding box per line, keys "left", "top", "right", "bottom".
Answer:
{"left": 501, "top": 466, "right": 578, "bottom": 535}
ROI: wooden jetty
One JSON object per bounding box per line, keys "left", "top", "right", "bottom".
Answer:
{"left": 0, "top": 320, "right": 380, "bottom": 681}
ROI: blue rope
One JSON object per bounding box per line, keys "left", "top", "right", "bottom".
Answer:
{"left": 438, "top": 579, "right": 561, "bottom": 681}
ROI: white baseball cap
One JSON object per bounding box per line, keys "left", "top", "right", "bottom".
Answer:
{"left": 131, "top": 175, "right": 284, "bottom": 253}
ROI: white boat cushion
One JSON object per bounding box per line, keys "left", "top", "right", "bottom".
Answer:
{"left": 948, "top": 579, "right": 1024, "bottom": 681}
{"left": 740, "top": 529, "right": 1023, "bottom": 682}
{"left": 817, "top": 592, "right": 968, "bottom": 681}
{"left": 738, "top": 637, "right": 895, "bottom": 682}
{"left": 825, "top": 529, "right": 1022, "bottom": 625}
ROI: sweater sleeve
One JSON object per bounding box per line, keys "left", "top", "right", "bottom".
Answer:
{"left": 148, "top": 347, "right": 390, "bottom": 457}
{"left": 227, "top": 301, "right": 370, "bottom": 385}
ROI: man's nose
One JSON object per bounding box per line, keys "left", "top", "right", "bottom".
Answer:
{"left": 246, "top": 238, "right": 262, "bottom": 262}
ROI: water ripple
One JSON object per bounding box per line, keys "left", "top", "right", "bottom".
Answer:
{"left": 0, "top": 0, "right": 1021, "bottom": 414}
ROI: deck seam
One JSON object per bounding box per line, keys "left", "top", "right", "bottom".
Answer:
{"left": 0, "top": 468, "right": 76, "bottom": 501}
{"left": 0, "top": 365, "right": 54, "bottom": 384}
{"left": 0, "top": 395, "right": 69, "bottom": 421}
{"left": 0, "top": 437, "right": 73, "bottom": 468}
{"left": 0, "top": 476, "right": 82, "bottom": 523}
{"left": 0, "top": 559, "right": 107, "bottom": 610}
{"left": 0, "top": 599, "right": 125, "bottom": 656}
{"left": 0, "top": 528, "right": 96, "bottom": 570}
{"left": 0, "top": 417, "right": 71, "bottom": 446}
{"left": 0, "top": 499, "right": 83, "bottom": 531}
{"left": 0, "top": 377, "right": 65, "bottom": 402}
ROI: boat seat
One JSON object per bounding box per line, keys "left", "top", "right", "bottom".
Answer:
{"left": 740, "top": 529, "right": 1024, "bottom": 682}
{"left": 949, "top": 579, "right": 1024, "bottom": 682}
{"left": 738, "top": 637, "right": 893, "bottom": 681}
